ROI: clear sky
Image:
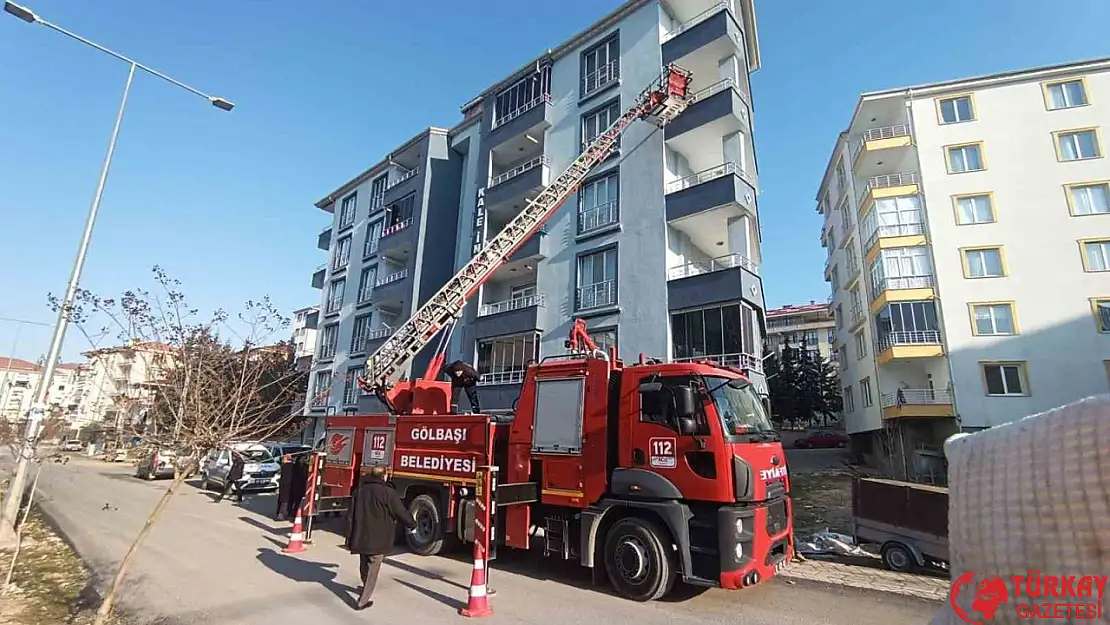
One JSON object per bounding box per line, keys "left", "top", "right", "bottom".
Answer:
{"left": 1, "top": 0, "right": 1107, "bottom": 362}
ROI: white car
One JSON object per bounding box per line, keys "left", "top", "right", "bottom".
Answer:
{"left": 199, "top": 443, "right": 280, "bottom": 494}
{"left": 60, "top": 439, "right": 84, "bottom": 452}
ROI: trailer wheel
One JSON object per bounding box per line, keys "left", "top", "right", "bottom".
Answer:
{"left": 406, "top": 494, "right": 448, "bottom": 556}
{"left": 881, "top": 542, "right": 916, "bottom": 573}
{"left": 603, "top": 517, "right": 676, "bottom": 602}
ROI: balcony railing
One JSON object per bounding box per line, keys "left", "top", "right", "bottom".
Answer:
{"left": 370, "top": 193, "right": 385, "bottom": 212}
{"left": 850, "top": 306, "right": 865, "bottom": 325}
{"left": 375, "top": 269, "right": 408, "bottom": 288}
{"left": 357, "top": 282, "right": 374, "bottom": 303}
{"left": 667, "top": 253, "right": 759, "bottom": 280}
{"left": 858, "top": 172, "right": 920, "bottom": 206}
{"left": 367, "top": 327, "right": 392, "bottom": 340}
{"left": 491, "top": 94, "right": 550, "bottom": 130}
{"left": 489, "top": 155, "right": 548, "bottom": 188}
{"left": 579, "top": 200, "right": 619, "bottom": 233}
{"left": 675, "top": 352, "right": 763, "bottom": 374}
{"left": 876, "top": 330, "right": 941, "bottom": 352}
{"left": 863, "top": 222, "right": 925, "bottom": 250}
{"left": 478, "top": 369, "right": 526, "bottom": 386}
{"left": 576, "top": 280, "right": 617, "bottom": 310}
{"left": 385, "top": 167, "right": 419, "bottom": 191}
{"left": 582, "top": 59, "right": 620, "bottom": 97}
{"left": 479, "top": 293, "right": 546, "bottom": 317}
{"left": 871, "top": 275, "right": 935, "bottom": 296}
{"left": 325, "top": 296, "right": 343, "bottom": 315}
{"left": 662, "top": 0, "right": 731, "bottom": 42}
{"left": 880, "top": 388, "right": 953, "bottom": 409}
{"left": 381, "top": 218, "right": 413, "bottom": 238}
{"left": 686, "top": 76, "right": 744, "bottom": 106}
{"left": 666, "top": 162, "right": 745, "bottom": 194}
{"left": 852, "top": 124, "right": 912, "bottom": 161}
{"left": 845, "top": 256, "right": 860, "bottom": 279}
{"left": 318, "top": 341, "right": 337, "bottom": 361}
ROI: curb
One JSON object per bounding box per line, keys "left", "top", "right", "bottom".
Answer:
{"left": 777, "top": 558, "right": 948, "bottom": 604}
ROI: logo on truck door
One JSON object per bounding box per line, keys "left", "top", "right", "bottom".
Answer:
{"left": 649, "top": 437, "right": 677, "bottom": 469}
{"left": 329, "top": 433, "right": 350, "bottom": 457}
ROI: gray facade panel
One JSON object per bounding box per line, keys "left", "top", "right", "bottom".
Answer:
{"left": 485, "top": 101, "right": 553, "bottom": 150}
{"left": 664, "top": 88, "right": 750, "bottom": 139}
{"left": 508, "top": 229, "right": 550, "bottom": 262}
{"left": 382, "top": 170, "right": 425, "bottom": 205}
{"left": 664, "top": 173, "right": 756, "bottom": 221}
{"left": 484, "top": 165, "right": 545, "bottom": 208}
{"left": 662, "top": 9, "right": 742, "bottom": 64}
{"left": 472, "top": 305, "right": 543, "bottom": 340}
{"left": 666, "top": 265, "right": 764, "bottom": 312}
{"left": 376, "top": 224, "right": 419, "bottom": 259}
{"left": 311, "top": 267, "right": 326, "bottom": 289}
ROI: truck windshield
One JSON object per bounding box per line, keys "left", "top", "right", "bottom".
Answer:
{"left": 703, "top": 376, "right": 774, "bottom": 436}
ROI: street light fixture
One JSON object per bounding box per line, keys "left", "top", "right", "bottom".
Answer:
{"left": 0, "top": 1, "right": 236, "bottom": 546}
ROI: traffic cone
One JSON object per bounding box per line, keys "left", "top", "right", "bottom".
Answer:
{"left": 283, "top": 505, "right": 307, "bottom": 554}
{"left": 458, "top": 554, "right": 493, "bottom": 618}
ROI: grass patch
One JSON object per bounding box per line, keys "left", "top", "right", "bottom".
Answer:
{"left": 791, "top": 472, "right": 854, "bottom": 536}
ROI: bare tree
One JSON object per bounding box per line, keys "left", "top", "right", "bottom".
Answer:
{"left": 56, "top": 267, "right": 307, "bottom": 623}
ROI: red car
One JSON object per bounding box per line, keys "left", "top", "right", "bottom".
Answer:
{"left": 793, "top": 427, "right": 849, "bottom": 449}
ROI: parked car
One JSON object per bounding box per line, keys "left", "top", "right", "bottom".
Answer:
{"left": 136, "top": 448, "right": 177, "bottom": 480}
{"left": 263, "top": 442, "right": 312, "bottom": 464}
{"left": 60, "top": 439, "right": 84, "bottom": 452}
{"left": 793, "top": 427, "right": 850, "bottom": 449}
{"left": 199, "top": 443, "right": 280, "bottom": 494}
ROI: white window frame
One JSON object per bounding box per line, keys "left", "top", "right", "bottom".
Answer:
{"left": 357, "top": 266, "right": 377, "bottom": 303}
{"left": 860, "top": 378, "right": 873, "bottom": 408}
{"left": 971, "top": 303, "right": 1016, "bottom": 336}
{"left": 578, "top": 172, "right": 620, "bottom": 233}
{"left": 369, "top": 176, "right": 388, "bottom": 211}
{"left": 947, "top": 143, "right": 984, "bottom": 173}
{"left": 326, "top": 278, "right": 345, "bottom": 314}
{"left": 333, "top": 236, "right": 352, "bottom": 271}
{"left": 581, "top": 36, "right": 619, "bottom": 97}
{"left": 1057, "top": 129, "right": 1102, "bottom": 161}
{"left": 338, "top": 193, "right": 358, "bottom": 229}
{"left": 311, "top": 370, "right": 332, "bottom": 407}
{"left": 955, "top": 194, "right": 995, "bottom": 225}
{"left": 1083, "top": 240, "right": 1110, "bottom": 272}
{"left": 843, "top": 386, "right": 855, "bottom": 412}
{"left": 582, "top": 100, "right": 620, "bottom": 149}
{"left": 1068, "top": 183, "right": 1110, "bottom": 216}
{"left": 964, "top": 247, "right": 1005, "bottom": 278}
{"left": 1045, "top": 79, "right": 1088, "bottom": 110}
{"left": 576, "top": 248, "right": 618, "bottom": 310}
{"left": 318, "top": 323, "right": 339, "bottom": 360}
{"left": 343, "top": 366, "right": 364, "bottom": 406}
{"left": 982, "top": 363, "right": 1027, "bottom": 397}
{"left": 871, "top": 246, "right": 933, "bottom": 291}
{"left": 855, "top": 330, "right": 867, "bottom": 360}
{"left": 350, "top": 314, "right": 372, "bottom": 353}
{"left": 1092, "top": 298, "right": 1110, "bottom": 333}
{"left": 938, "top": 95, "right": 975, "bottom": 124}
{"left": 364, "top": 220, "right": 382, "bottom": 257}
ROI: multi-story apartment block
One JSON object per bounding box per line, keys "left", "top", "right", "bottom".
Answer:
{"left": 764, "top": 302, "right": 836, "bottom": 363}
{"left": 79, "top": 341, "right": 171, "bottom": 431}
{"left": 310, "top": 0, "right": 766, "bottom": 420}
{"left": 0, "top": 357, "right": 40, "bottom": 422}
{"left": 291, "top": 306, "right": 319, "bottom": 372}
{"left": 820, "top": 58, "right": 1110, "bottom": 479}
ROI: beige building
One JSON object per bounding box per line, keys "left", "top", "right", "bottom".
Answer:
{"left": 79, "top": 341, "right": 172, "bottom": 431}
{"left": 820, "top": 57, "right": 1110, "bottom": 480}
{"left": 292, "top": 306, "right": 319, "bottom": 372}
{"left": 764, "top": 302, "right": 836, "bottom": 363}
{"left": 0, "top": 358, "right": 84, "bottom": 423}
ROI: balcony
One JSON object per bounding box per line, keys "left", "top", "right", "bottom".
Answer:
{"left": 486, "top": 155, "right": 549, "bottom": 210}
{"left": 857, "top": 173, "right": 920, "bottom": 215}
{"left": 578, "top": 200, "right": 620, "bottom": 236}
{"left": 665, "top": 77, "right": 750, "bottom": 142}
{"left": 377, "top": 217, "right": 417, "bottom": 263}
{"left": 662, "top": 2, "right": 749, "bottom": 98}
{"left": 881, "top": 388, "right": 955, "bottom": 419}
{"left": 869, "top": 275, "right": 936, "bottom": 311}
{"left": 478, "top": 370, "right": 526, "bottom": 387}
{"left": 473, "top": 294, "right": 546, "bottom": 338}
{"left": 849, "top": 305, "right": 866, "bottom": 329}
{"left": 383, "top": 166, "right": 421, "bottom": 203}
{"left": 875, "top": 330, "right": 944, "bottom": 365}
{"left": 666, "top": 162, "right": 756, "bottom": 227}
{"left": 487, "top": 94, "right": 553, "bottom": 150}
{"left": 507, "top": 227, "right": 549, "bottom": 263}
{"left": 667, "top": 253, "right": 762, "bottom": 311}
{"left": 311, "top": 264, "right": 326, "bottom": 289}
{"left": 576, "top": 280, "right": 617, "bottom": 313}
{"left": 851, "top": 124, "right": 913, "bottom": 166}
{"left": 675, "top": 352, "right": 762, "bottom": 374}
{"left": 845, "top": 256, "right": 861, "bottom": 286}
{"left": 863, "top": 222, "right": 927, "bottom": 262}
{"left": 373, "top": 267, "right": 410, "bottom": 309}
{"left": 325, "top": 293, "right": 343, "bottom": 316}
{"left": 317, "top": 227, "right": 332, "bottom": 251}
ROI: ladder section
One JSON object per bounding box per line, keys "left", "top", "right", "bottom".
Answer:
{"left": 361, "top": 65, "right": 693, "bottom": 392}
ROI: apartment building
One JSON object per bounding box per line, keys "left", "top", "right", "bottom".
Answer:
{"left": 292, "top": 306, "right": 319, "bottom": 372}
{"left": 0, "top": 358, "right": 84, "bottom": 423}
{"left": 764, "top": 302, "right": 836, "bottom": 363}
{"left": 79, "top": 341, "right": 172, "bottom": 431}
{"left": 310, "top": 0, "right": 767, "bottom": 417}
{"left": 820, "top": 58, "right": 1110, "bottom": 478}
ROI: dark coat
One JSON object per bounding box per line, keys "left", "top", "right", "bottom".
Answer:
{"left": 345, "top": 474, "right": 416, "bottom": 555}
{"left": 444, "top": 361, "right": 479, "bottom": 386}
{"left": 227, "top": 455, "right": 245, "bottom": 483}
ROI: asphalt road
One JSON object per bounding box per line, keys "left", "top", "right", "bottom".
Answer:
{"left": 33, "top": 457, "right": 939, "bottom": 625}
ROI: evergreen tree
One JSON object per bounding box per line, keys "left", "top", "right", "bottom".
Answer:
{"left": 767, "top": 343, "right": 803, "bottom": 428}
{"left": 815, "top": 356, "right": 843, "bottom": 426}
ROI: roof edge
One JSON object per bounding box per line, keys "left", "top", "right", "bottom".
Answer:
{"left": 314, "top": 127, "right": 441, "bottom": 209}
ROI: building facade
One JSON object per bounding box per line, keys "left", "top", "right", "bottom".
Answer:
{"left": 0, "top": 359, "right": 84, "bottom": 424}
{"left": 309, "top": 0, "right": 766, "bottom": 419}
{"left": 292, "top": 306, "right": 319, "bottom": 372}
{"left": 78, "top": 341, "right": 171, "bottom": 432}
{"left": 764, "top": 302, "right": 836, "bottom": 362}
{"left": 820, "top": 58, "right": 1110, "bottom": 479}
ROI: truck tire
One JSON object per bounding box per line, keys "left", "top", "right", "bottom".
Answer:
{"left": 603, "top": 517, "right": 677, "bottom": 602}
{"left": 881, "top": 542, "right": 915, "bottom": 573}
{"left": 406, "top": 494, "right": 449, "bottom": 556}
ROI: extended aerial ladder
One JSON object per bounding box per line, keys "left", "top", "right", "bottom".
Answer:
{"left": 358, "top": 65, "right": 693, "bottom": 413}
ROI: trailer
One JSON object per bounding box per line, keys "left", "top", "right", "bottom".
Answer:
{"left": 852, "top": 477, "right": 949, "bottom": 573}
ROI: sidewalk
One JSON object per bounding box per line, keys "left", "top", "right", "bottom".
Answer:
{"left": 779, "top": 558, "right": 950, "bottom": 602}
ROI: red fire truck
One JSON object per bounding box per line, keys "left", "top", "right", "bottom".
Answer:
{"left": 311, "top": 66, "right": 794, "bottom": 601}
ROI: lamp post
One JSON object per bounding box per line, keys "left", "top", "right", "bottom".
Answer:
{"left": 0, "top": 1, "right": 235, "bottom": 546}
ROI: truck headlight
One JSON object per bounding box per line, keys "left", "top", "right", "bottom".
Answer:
{"left": 734, "top": 519, "right": 744, "bottom": 535}
{"left": 734, "top": 543, "right": 744, "bottom": 560}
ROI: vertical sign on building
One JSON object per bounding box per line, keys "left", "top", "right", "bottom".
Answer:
{"left": 471, "top": 187, "right": 487, "bottom": 257}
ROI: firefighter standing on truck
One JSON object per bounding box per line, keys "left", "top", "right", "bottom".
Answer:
{"left": 443, "top": 360, "right": 481, "bottom": 414}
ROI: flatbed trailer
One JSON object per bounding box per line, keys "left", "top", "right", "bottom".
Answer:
{"left": 852, "top": 477, "right": 949, "bottom": 572}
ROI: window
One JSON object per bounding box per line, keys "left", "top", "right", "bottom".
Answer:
{"left": 1081, "top": 239, "right": 1110, "bottom": 272}
{"left": 384, "top": 194, "right": 416, "bottom": 232}
{"left": 338, "top": 192, "right": 358, "bottom": 229}
{"left": 311, "top": 370, "right": 332, "bottom": 408}
{"left": 576, "top": 247, "right": 617, "bottom": 310}
{"left": 843, "top": 386, "right": 855, "bottom": 412}
{"left": 578, "top": 172, "right": 619, "bottom": 233}
{"left": 830, "top": 269, "right": 840, "bottom": 292}
{"left": 343, "top": 366, "right": 364, "bottom": 406}
{"left": 860, "top": 378, "right": 873, "bottom": 408}
{"left": 588, "top": 328, "right": 617, "bottom": 354}
{"left": 981, "top": 362, "right": 1027, "bottom": 397}
{"left": 970, "top": 302, "right": 1017, "bottom": 336}
{"left": 1044, "top": 79, "right": 1088, "bottom": 110}
{"left": 671, "top": 303, "right": 753, "bottom": 361}
{"left": 582, "top": 100, "right": 620, "bottom": 149}
{"left": 364, "top": 220, "right": 382, "bottom": 257}
{"left": 835, "top": 160, "right": 846, "bottom": 197}
{"left": 326, "top": 278, "right": 345, "bottom": 314}
{"left": 861, "top": 195, "right": 924, "bottom": 243}
{"left": 874, "top": 301, "right": 940, "bottom": 346}
{"left": 581, "top": 35, "right": 619, "bottom": 97}
{"left": 838, "top": 345, "right": 848, "bottom": 370}
{"left": 369, "top": 176, "right": 388, "bottom": 212}
{"left": 835, "top": 304, "right": 843, "bottom": 330}
{"left": 494, "top": 66, "right": 551, "bottom": 127}
{"left": 1055, "top": 129, "right": 1102, "bottom": 161}
{"left": 938, "top": 95, "right": 975, "bottom": 124}
{"left": 827, "top": 329, "right": 836, "bottom": 345}
{"left": 961, "top": 247, "right": 1006, "bottom": 278}
{"left": 954, "top": 194, "right": 996, "bottom": 225}
{"left": 318, "top": 323, "right": 339, "bottom": 360}
{"left": 870, "top": 247, "right": 933, "bottom": 292}
{"left": 946, "top": 143, "right": 985, "bottom": 173}
{"left": 1090, "top": 299, "right": 1110, "bottom": 333}
{"left": 357, "top": 266, "right": 376, "bottom": 304}
{"left": 854, "top": 330, "right": 867, "bottom": 360}
{"left": 350, "top": 314, "right": 372, "bottom": 353}
{"left": 476, "top": 332, "right": 539, "bottom": 385}
{"left": 1067, "top": 182, "right": 1110, "bottom": 216}
{"left": 333, "top": 236, "right": 352, "bottom": 271}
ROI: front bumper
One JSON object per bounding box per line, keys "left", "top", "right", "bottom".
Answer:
{"left": 717, "top": 495, "right": 794, "bottom": 590}
{"left": 238, "top": 472, "right": 279, "bottom": 491}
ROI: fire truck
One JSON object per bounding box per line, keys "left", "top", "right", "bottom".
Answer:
{"left": 312, "top": 65, "right": 794, "bottom": 601}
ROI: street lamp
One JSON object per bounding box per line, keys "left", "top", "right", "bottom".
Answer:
{"left": 0, "top": 1, "right": 235, "bottom": 545}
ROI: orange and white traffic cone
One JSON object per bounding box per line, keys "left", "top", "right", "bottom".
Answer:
{"left": 458, "top": 554, "right": 493, "bottom": 618}
{"left": 283, "top": 505, "right": 307, "bottom": 554}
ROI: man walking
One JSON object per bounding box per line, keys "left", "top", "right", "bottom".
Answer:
{"left": 345, "top": 466, "right": 416, "bottom": 610}
{"left": 219, "top": 451, "right": 245, "bottom": 503}
{"left": 443, "top": 360, "right": 481, "bottom": 414}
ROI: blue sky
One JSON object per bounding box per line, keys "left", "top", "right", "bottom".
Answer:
{"left": 0, "top": 0, "right": 1107, "bottom": 362}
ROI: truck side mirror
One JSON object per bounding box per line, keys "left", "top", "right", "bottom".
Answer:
{"left": 674, "top": 385, "right": 696, "bottom": 418}
{"left": 677, "top": 417, "right": 697, "bottom": 436}
{"left": 638, "top": 381, "right": 662, "bottom": 393}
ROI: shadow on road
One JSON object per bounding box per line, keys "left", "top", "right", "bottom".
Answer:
{"left": 394, "top": 578, "right": 466, "bottom": 611}
{"left": 384, "top": 556, "right": 468, "bottom": 591}
{"left": 240, "top": 515, "right": 290, "bottom": 537}
{"left": 255, "top": 547, "right": 358, "bottom": 608}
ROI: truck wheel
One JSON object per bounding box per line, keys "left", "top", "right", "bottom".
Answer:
{"left": 603, "top": 518, "right": 676, "bottom": 602}
{"left": 881, "top": 542, "right": 916, "bottom": 573}
{"left": 406, "top": 494, "right": 448, "bottom": 556}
